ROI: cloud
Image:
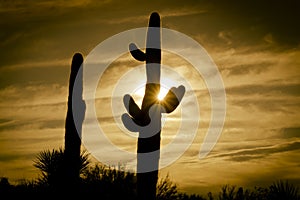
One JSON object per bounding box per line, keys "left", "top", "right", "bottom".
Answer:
{"left": 0, "top": 83, "right": 68, "bottom": 106}
{"left": 0, "top": 154, "right": 24, "bottom": 163}
{"left": 232, "top": 99, "right": 299, "bottom": 114}
{"left": 207, "top": 0, "right": 300, "bottom": 47}
{"left": 103, "top": 8, "right": 206, "bottom": 25}
{"left": 0, "top": 0, "right": 106, "bottom": 13}
{"left": 222, "top": 62, "right": 273, "bottom": 76}
{"left": 0, "top": 59, "right": 70, "bottom": 71}
{"left": 227, "top": 83, "right": 300, "bottom": 97}
{"left": 280, "top": 127, "right": 300, "bottom": 139}
{"left": 218, "top": 31, "right": 232, "bottom": 45}
{"left": 210, "top": 141, "right": 300, "bottom": 162}
{"left": 0, "top": 118, "right": 65, "bottom": 132}
{"left": 224, "top": 81, "right": 300, "bottom": 115}
{"left": 0, "top": 61, "right": 72, "bottom": 89}
{"left": 0, "top": 84, "right": 70, "bottom": 135}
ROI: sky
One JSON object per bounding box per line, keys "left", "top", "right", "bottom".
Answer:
{"left": 0, "top": 0, "right": 300, "bottom": 195}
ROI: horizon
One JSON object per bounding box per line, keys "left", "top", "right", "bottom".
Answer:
{"left": 0, "top": 0, "right": 300, "bottom": 195}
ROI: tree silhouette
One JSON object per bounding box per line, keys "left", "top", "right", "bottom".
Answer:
{"left": 122, "top": 12, "right": 185, "bottom": 200}
{"left": 64, "top": 53, "right": 86, "bottom": 188}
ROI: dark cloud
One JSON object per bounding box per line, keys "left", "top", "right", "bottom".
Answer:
{"left": 231, "top": 98, "right": 298, "bottom": 113}
{"left": 226, "top": 82, "right": 300, "bottom": 113}
{"left": 0, "top": 119, "right": 27, "bottom": 131}
{"left": 0, "top": 118, "right": 13, "bottom": 125}
{"left": 280, "top": 127, "right": 300, "bottom": 139}
{"left": 0, "top": 118, "right": 65, "bottom": 131}
{"left": 1, "top": 0, "right": 298, "bottom": 70}
{"left": 207, "top": 0, "right": 300, "bottom": 47}
{"left": 227, "top": 83, "right": 300, "bottom": 97}
{"left": 0, "top": 0, "right": 298, "bottom": 92}
{"left": 222, "top": 62, "right": 273, "bottom": 76}
{"left": 0, "top": 64, "right": 70, "bottom": 89}
{"left": 0, "top": 154, "right": 24, "bottom": 162}
{"left": 0, "top": 84, "right": 68, "bottom": 107}
{"left": 229, "top": 155, "right": 265, "bottom": 162}
{"left": 38, "top": 119, "right": 65, "bottom": 129}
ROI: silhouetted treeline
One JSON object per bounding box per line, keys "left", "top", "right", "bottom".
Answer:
{"left": 0, "top": 148, "right": 299, "bottom": 200}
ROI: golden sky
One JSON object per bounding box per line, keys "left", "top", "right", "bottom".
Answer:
{"left": 0, "top": 0, "right": 300, "bottom": 195}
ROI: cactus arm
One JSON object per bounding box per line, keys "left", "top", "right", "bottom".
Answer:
{"left": 161, "top": 85, "right": 185, "bottom": 113}
{"left": 129, "top": 43, "right": 146, "bottom": 61}
{"left": 123, "top": 94, "right": 148, "bottom": 127}
{"left": 121, "top": 113, "right": 141, "bottom": 132}
{"left": 123, "top": 94, "right": 142, "bottom": 119}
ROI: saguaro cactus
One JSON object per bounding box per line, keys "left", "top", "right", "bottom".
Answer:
{"left": 122, "top": 12, "right": 185, "bottom": 200}
{"left": 64, "top": 53, "right": 85, "bottom": 188}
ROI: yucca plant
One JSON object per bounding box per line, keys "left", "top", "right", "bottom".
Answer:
{"left": 269, "top": 180, "right": 299, "bottom": 200}
{"left": 33, "top": 148, "right": 65, "bottom": 186}
{"left": 33, "top": 148, "right": 90, "bottom": 187}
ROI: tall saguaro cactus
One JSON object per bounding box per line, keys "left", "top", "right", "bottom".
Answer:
{"left": 122, "top": 12, "right": 185, "bottom": 200}
{"left": 64, "top": 53, "right": 86, "bottom": 188}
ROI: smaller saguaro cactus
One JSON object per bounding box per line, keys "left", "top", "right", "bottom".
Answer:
{"left": 64, "top": 53, "right": 86, "bottom": 188}
{"left": 122, "top": 12, "right": 185, "bottom": 200}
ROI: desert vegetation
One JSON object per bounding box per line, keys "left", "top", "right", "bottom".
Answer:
{"left": 0, "top": 148, "right": 299, "bottom": 200}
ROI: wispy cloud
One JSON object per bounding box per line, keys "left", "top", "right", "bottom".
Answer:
{"left": 0, "top": 83, "right": 68, "bottom": 107}
{"left": 0, "top": 0, "right": 108, "bottom": 13}
{"left": 209, "top": 141, "right": 300, "bottom": 162}
{"left": 0, "top": 59, "right": 70, "bottom": 71}
{"left": 227, "top": 82, "right": 300, "bottom": 97}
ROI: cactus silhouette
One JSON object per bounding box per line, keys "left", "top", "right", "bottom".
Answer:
{"left": 64, "top": 53, "right": 86, "bottom": 189}
{"left": 122, "top": 12, "right": 185, "bottom": 200}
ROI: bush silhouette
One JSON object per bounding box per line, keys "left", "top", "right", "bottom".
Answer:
{"left": 1, "top": 165, "right": 300, "bottom": 200}
{"left": 0, "top": 147, "right": 214, "bottom": 200}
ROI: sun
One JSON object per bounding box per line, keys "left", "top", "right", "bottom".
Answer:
{"left": 133, "top": 85, "right": 169, "bottom": 101}
{"left": 157, "top": 87, "right": 168, "bottom": 101}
